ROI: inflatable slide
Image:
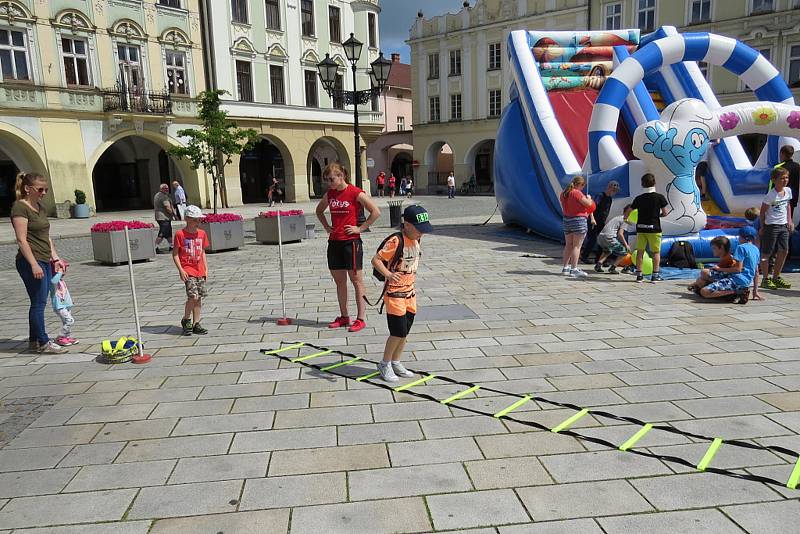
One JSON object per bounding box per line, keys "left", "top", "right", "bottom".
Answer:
{"left": 495, "top": 27, "right": 800, "bottom": 257}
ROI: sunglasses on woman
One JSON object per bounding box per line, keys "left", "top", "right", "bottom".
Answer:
{"left": 32, "top": 187, "right": 48, "bottom": 194}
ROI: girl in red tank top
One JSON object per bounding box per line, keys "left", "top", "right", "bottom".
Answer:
{"left": 315, "top": 163, "right": 381, "bottom": 333}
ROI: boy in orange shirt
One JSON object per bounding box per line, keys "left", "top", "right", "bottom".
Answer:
{"left": 172, "top": 205, "right": 210, "bottom": 336}
{"left": 371, "top": 205, "right": 433, "bottom": 382}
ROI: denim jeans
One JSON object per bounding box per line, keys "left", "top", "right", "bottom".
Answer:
{"left": 16, "top": 256, "right": 51, "bottom": 345}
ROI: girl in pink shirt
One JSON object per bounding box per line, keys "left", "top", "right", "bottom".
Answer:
{"left": 560, "top": 176, "right": 596, "bottom": 277}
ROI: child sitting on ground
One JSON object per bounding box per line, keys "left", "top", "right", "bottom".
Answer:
{"left": 371, "top": 205, "right": 433, "bottom": 382}
{"left": 688, "top": 227, "right": 762, "bottom": 304}
{"left": 594, "top": 204, "right": 634, "bottom": 274}
{"left": 172, "top": 205, "right": 210, "bottom": 335}
{"left": 50, "top": 261, "right": 78, "bottom": 346}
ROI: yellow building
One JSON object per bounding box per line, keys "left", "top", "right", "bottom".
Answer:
{"left": 0, "top": 0, "right": 208, "bottom": 216}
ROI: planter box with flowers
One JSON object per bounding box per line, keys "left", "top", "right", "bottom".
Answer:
{"left": 200, "top": 213, "right": 244, "bottom": 252}
{"left": 91, "top": 221, "right": 156, "bottom": 265}
{"left": 255, "top": 210, "right": 306, "bottom": 244}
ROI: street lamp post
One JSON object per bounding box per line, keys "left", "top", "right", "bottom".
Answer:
{"left": 317, "top": 33, "right": 392, "bottom": 190}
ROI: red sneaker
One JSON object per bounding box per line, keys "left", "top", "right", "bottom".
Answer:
{"left": 348, "top": 319, "right": 366, "bottom": 333}
{"left": 328, "top": 316, "right": 350, "bottom": 329}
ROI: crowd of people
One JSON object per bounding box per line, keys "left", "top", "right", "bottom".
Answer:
{"left": 375, "top": 171, "right": 414, "bottom": 198}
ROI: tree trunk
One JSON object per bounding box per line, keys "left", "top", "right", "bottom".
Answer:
{"left": 211, "top": 170, "right": 218, "bottom": 214}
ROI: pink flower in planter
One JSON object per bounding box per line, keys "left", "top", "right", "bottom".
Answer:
{"left": 200, "top": 213, "right": 243, "bottom": 223}
{"left": 787, "top": 111, "right": 800, "bottom": 129}
{"left": 258, "top": 210, "right": 305, "bottom": 218}
{"left": 90, "top": 221, "right": 154, "bottom": 233}
{"left": 718, "top": 112, "right": 740, "bottom": 131}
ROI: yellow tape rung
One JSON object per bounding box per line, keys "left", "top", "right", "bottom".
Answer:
{"left": 551, "top": 408, "right": 589, "bottom": 433}
{"left": 786, "top": 456, "right": 800, "bottom": 489}
{"left": 440, "top": 385, "right": 481, "bottom": 405}
{"left": 320, "top": 357, "right": 361, "bottom": 372}
{"left": 263, "top": 342, "right": 305, "bottom": 355}
{"left": 356, "top": 371, "right": 380, "bottom": 382}
{"left": 394, "top": 374, "right": 436, "bottom": 392}
{"left": 697, "top": 438, "right": 723, "bottom": 472}
{"left": 493, "top": 395, "right": 532, "bottom": 418}
{"left": 290, "top": 349, "right": 333, "bottom": 363}
{"left": 618, "top": 423, "right": 654, "bottom": 452}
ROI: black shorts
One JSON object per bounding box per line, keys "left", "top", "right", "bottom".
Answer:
{"left": 327, "top": 239, "right": 363, "bottom": 271}
{"left": 157, "top": 220, "right": 173, "bottom": 239}
{"left": 761, "top": 224, "right": 789, "bottom": 256}
{"left": 377, "top": 184, "right": 384, "bottom": 190}
{"left": 387, "top": 311, "right": 416, "bottom": 338}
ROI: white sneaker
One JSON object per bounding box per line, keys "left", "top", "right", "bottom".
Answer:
{"left": 377, "top": 361, "right": 399, "bottom": 382}
{"left": 38, "top": 341, "right": 67, "bottom": 354}
{"left": 570, "top": 268, "right": 588, "bottom": 278}
{"left": 392, "top": 362, "right": 414, "bottom": 378}
{"left": 561, "top": 266, "right": 571, "bottom": 276}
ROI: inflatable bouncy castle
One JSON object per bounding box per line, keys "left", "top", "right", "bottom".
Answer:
{"left": 495, "top": 27, "right": 800, "bottom": 258}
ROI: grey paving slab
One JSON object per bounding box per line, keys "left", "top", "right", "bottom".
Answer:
{"left": 310, "top": 388, "right": 394, "bottom": 407}
{"left": 670, "top": 414, "right": 792, "bottom": 440}
{"left": 198, "top": 382, "right": 275, "bottom": 399}
{"left": 169, "top": 452, "right": 269, "bottom": 484}
{"left": 630, "top": 472, "right": 782, "bottom": 510}
{"left": 57, "top": 442, "right": 125, "bottom": 467}
{"left": 675, "top": 395, "right": 777, "bottom": 419}
{"left": 116, "top": 434, "right": 233, "bottom": 462}
{"left": 722, "top": 498, "right": 800, "bottom": 534}
{"left": 289, "top": 497, "right": 431, "bottom": 534}
{"left": 149, "top": 509, "right": 290, "bottom": 534}
{"left": 239, "top": 472, "right": 346, "bottom": 510}
{"left": 149, "top": 399, "right": 233, "bottom": 418}
{"left": 598, "top": 509, "right": 745, "bottom": 534}
{"left": 230, "top": 426, "right": 336, "bottom": 453}
{"left": 338, "top": 420, "right": 423, "bottom": 445}
{"left": 64, "top": 459, "right": 175, "bottom": 492}
{"left": 516, "top": 480, "right": 653, "bottom": 521}
{"left": 269, "top": 443, "right": 389, "bottom": 475}
{"left": 428, "top": 488, "right": 530, "bottom": 530}
{"left": 231, "top": 393, "right": 309, "bottom": 413}
{"left": 539, "top": 449, "right": 671, "bottom": 482}
{"left": 0, "top": 446, "right": 71, "bottom": 472}
{"left": 498, "top": 519, "right": 604, "bottom": 534}
{"left": 388, "top": 437, "right": 483, "bottom": 466}
{"left": 465, "top": 456, "right": 553, "bottom": 489}
{"left": 349, "top": 462, "right": 473, "bottom": 500}
{"left": 170, "top": 412, "right": 274, "bottom": 436}
{"left": 12, "top": 521, "right": 151, "bottom": 534}
{"left": 6, "top": 423, "right": 102, "bottom": 448}
{"left": 272, "top": 405, "right": 372, "bottom": 428}
{"left": 127, "top": 479, "right": 243, "bottom": 519}
{"left": 475, "top": 431, "right": 585, "bottom": 458}
{"left": 93, "top": 418, "right": 178, "bottom": 442}
{"left": 0, "top": 467, "right": 78, "bottom": 498}
{"left": 0, "top": 489, "right": 137, "bottom": 529}
{"left": 420, "top": 414, "right": 508, "bottom": 439}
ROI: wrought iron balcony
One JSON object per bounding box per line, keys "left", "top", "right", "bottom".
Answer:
{"left": 101, "top": 83, "right": 172, "bottom": 114}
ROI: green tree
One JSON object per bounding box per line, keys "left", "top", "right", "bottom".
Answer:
{"left": 168, "top": 90, "right": 259, "bottom": 213}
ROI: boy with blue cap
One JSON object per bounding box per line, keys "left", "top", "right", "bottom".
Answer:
{"left": 689, "top": 226, "right": 762, "bottom": 304}
{"left": 371, "top": 205, "right": 433, "bottom": 382}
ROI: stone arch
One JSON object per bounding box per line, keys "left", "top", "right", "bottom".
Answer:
{"left": 52, "top": 9, "right": 95, "bottom": 32}
{"left": 307, "top": 136, "right": 350, "bottom": 198}
{"left": 464, "top": 138, "right": 496, "bottom": 188}
{"left": 0, "top": 1, "right": 34, "bottom": 23}
{"left": 0, "top": 123, "right": 49, "bottom": 215}
{"left": 424, "top": 140, "right": 455, "bottom": 192}
{"left": 267, "top": 43, "right": 288, "bottom": 58}
{"left": 159, "top": 27, "right": 191, "bottom": 48}
{"left": 239, "top": 134, "right": 294, "bottom": 204}
{"left": 109, "top": 19, "right": 147, "bottom": 40}
{"left": 88, "top": 129, "right": 202, "bottom": 211}
{"left": 231, "top": 37, "right": 256, "bottom": 56}
{"left": 301, "top": 49, "right": 320, "bottom": 65}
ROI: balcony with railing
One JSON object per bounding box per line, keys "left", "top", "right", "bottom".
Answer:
{"left": 101, "top": 83, "right": 173, "bottom": 114}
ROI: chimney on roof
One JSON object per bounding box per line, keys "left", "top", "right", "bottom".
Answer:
{"left": 391, "top": 53, "right": 400, "bottom": 63}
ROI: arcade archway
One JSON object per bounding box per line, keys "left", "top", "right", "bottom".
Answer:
{"left": 0, "top": 130, "right": 48, "bottom": 216}
{"left": 239, "top": 138, "right": 289, "bottom": 204}
{"left": 307, "top": 137, "right": 347, "bottom": 198}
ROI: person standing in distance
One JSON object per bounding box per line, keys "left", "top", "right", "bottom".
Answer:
{"left": 316, "top": 163, "right": 381, "bottom": 333}
{"left": 447, "top": 172, "right": 456, "bottom": 199}
{"left": 154, "top": 183, "right": 174, "bottom": 253}
{"left": 172, "top": 180, "right": 187, "bottom": 220}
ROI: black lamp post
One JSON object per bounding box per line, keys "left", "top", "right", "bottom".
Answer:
{"left": 317, "top": 33, "right": 392, "bottom": 190}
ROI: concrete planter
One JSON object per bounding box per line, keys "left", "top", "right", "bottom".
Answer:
{"left": 200, "top": 220, "right": 244, "bottom": 252}
{"left": 255, "top": 215, "right": 306, "bottom": 244}
{"left": 91, "top": 228, "right": 156, "bottom": 265}
{"left": 73, "top": 203, "right": 90, "bottom": 218}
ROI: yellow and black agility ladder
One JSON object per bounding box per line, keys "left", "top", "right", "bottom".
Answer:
{"left": 263, "top": 341, "right": 800, "bottom": 491}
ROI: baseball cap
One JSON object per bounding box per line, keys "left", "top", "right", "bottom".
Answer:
{"left": 403, "top": 205, "right": 433, "bottom": 233}
{"left": 738, "top": 225, "right": 757, "bottom": 241}
{"left": 184, "top": 205, "right": 202, "bottom": 219}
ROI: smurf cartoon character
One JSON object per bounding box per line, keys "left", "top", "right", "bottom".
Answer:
{"left": 632, "top": 99, "right": 713, "bottom": 235}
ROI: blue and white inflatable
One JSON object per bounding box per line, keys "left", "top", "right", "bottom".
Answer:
{"left": 496, "top": 26, "right": 800, "bottom": 254}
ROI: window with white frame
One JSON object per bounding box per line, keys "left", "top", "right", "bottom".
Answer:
{"left": 604, "top": 3, "right": 622, "bottom": 30}
{"left": 232, "top": 0, "right": 248, "bottom": 23}
{"left": 304, "top": 69, "right": 318, "bottom": 107}
{"left": 428, "top": 53, "right": 439, "bottom": 79}
{"left": 750, "top": 0, "right": 774, "bottom": 14}
{"left": 396, "top": 116, "right": 405, "bottom": 131}
{"left": 329, "top": 6, "right": 341, "bottom": 43}
{"left": 429, "top": 96, "right": 440, "bottom": 122}
{"left": 159, "top": 0, "right": 181, "bottom": 7}
{"left": 266, "top": 0, "right": 281, "bottom": 30}
{"left": 449, "top": 49, "right": 461, "bottom": 76}
{"left": 489, "top": 89, "right": 502, "bottom": 117}
{"left": 270, "top": 64, "right": 285, "bottom": 104}
{"left": 62, "top": 36, "right": 90, "bottom": 86}
{"left": 637, "top": 0, "right": 656, "bottom": 32}
{"left": 166, "top": 50, "right": 188, "bottom": 95}
{"left": 236, "top": 60, "right": 253, "bottom": 101}
{"left": 0, "top": 28, "right": 30, "bottom": 82}
{"left": 332, "top": 73, "right": 344, "bottom": 109}
{"left": 118, "top": 44, "right": 144, "bottom": 92}
{"left": 368, "top": 13, "right": 377, "bottom": 48}
{"left": 789, "top": 44, "right": 800, "bottom": 88}
{"left": 488, "top": 43, "right": 501, "bottom": 70}
{"left": 301, "top": 0, "right": 315, "bottom": 37}
{"left": 450, "top": 93, "right": 462, "bottom": 121}
{"left": 689, "top": 0, "right": 711, "bottom": 24}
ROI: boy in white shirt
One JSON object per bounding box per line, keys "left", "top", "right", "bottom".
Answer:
{"left": 759, "top": 168, "right": 793, "bottom": 290}
{"left": 594, "top": 204, "right": 634, "bottom": 274}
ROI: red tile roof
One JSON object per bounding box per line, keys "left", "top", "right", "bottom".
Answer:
{"left": 386, "top": 61, "right": 411, "bottom": 90}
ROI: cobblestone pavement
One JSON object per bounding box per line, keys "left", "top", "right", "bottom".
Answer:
{"left": 0, "top": 195, "right": 799, "bottom": 532}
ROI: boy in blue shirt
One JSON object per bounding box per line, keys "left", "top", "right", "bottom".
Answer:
{"left": 689, "top": 227, "right": 762, "bottom": 304}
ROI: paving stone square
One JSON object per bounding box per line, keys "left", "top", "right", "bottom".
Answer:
{"left": 1, "top": 196, "right": 798, "bottom": 532}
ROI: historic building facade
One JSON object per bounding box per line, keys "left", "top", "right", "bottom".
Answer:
{"left": 0, "top": 0, "right": 208, "bottom": 215}
{"left": 202, "top": 0, "right": 383, "bottom": 204}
